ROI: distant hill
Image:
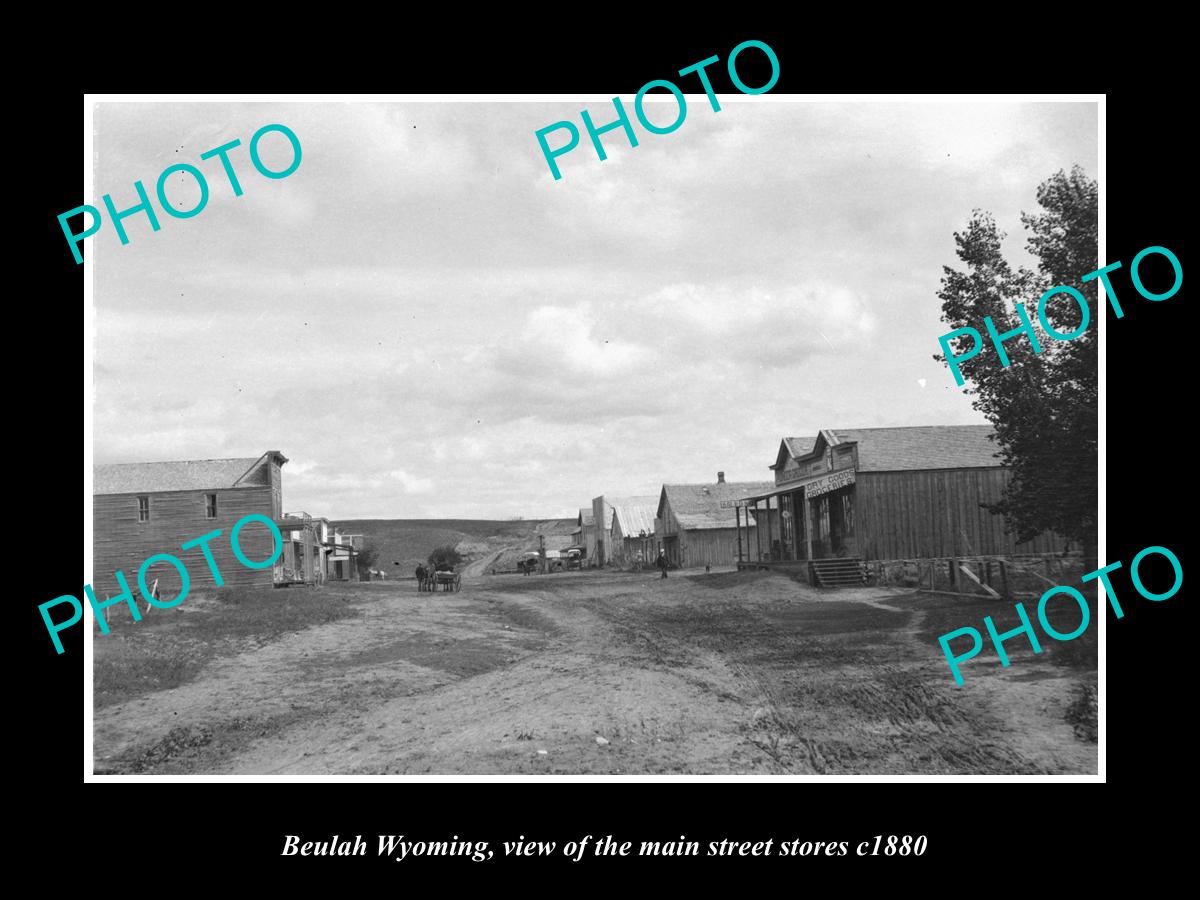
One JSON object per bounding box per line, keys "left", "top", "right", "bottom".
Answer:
{"left": 332, "top": 518, "right": 577, "bottom": 575}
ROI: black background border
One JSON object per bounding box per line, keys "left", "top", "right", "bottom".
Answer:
{"left": 21, "top": 24, "right": 1187, "bottom": 885}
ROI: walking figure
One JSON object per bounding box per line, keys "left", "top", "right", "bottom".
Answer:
{"left": 657, "top": 550, "right": 669, "bottom": 579}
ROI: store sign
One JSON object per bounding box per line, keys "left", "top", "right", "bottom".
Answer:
{"left": 777, "top": 466, "right": 808, "bottom": 485}
{"left": 719, "top": 499, "right": 750, "bottom": 508}
{"left": 779, "top": 460, "right": 827, "bottom": 484}
{"left": 804, "top": 469, "right": 856, "bottom": 498}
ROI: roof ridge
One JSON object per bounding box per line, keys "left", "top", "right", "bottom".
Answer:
{"left": 827, "top": 424, "right": 993, "bottom": 431}
{"left": 96, "top": 456, "right": 260, "bottom": 467}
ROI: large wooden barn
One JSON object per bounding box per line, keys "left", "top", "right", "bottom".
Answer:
{"left": 92, "top": 451, "right": 289, "bottom": 597}
{"left": 656, "top": 473, "right": 774, "bottom": 569}
{"left": 736, "top": 426, "right": 1062, "bottom": 584}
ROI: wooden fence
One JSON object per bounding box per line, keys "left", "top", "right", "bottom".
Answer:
{"left": 870, "top": 553, "right": 1097, "bottom": 600}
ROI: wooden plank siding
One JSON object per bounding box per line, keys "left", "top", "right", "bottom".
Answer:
{"left": 92, "top": 486, "right": 279, "bottom": 598}
{"left": 854, "top": 469, "right": 1063, "bottom": 560}
{"left": 677, "top": 526, "right": 758, "bottom": 568}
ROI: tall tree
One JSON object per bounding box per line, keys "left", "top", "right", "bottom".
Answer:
{"left": 936, "top": 166, "right": 1098, "bottom": 554}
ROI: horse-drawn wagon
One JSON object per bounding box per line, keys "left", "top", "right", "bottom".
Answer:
{"left": 434, "top": 570, "right": 461, "bottom": 591}
{"left": 407, "top": 561, "right": 462, "bottom": 592}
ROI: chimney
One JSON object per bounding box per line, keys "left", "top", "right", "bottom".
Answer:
{"left": 717, "top": 471, "right": 726, "bottom": 484}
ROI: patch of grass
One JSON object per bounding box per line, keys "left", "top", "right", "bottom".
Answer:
{"left": 93, "top": 586, "right": 361, "bottom": 709}
{"left": 200, "top": 586, "right": 362, "bottom": 642}
{"left": 914, "top": 590, "right": 1098, "bottom": 672}
{"left": 99, "top": 712, "right": 309, "bottom": 774}
{"left": 93, "top": 638, "right": 210, "bottom": 710}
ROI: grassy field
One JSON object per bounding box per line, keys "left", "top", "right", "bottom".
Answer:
{"left": 92, "top": 570, "right": 1097, "bottom": 775}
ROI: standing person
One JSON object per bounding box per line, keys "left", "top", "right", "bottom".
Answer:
{"left": 657, "top": 550, "right": 669, "bottom": 579}
{"left": 415, "top": 563, "right": 427, "bottom": 591}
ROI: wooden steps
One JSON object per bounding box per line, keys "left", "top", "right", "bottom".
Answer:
{"left": 811, "top": 557, "right": 867, "bottom": 587}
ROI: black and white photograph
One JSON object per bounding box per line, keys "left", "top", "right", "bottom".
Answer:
{"left": 81, "top": 93, "right": 1102, "bottom": 778}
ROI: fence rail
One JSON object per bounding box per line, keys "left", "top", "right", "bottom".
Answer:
{"left": 870, "top": 554, "right": 1097, "bottom": 600}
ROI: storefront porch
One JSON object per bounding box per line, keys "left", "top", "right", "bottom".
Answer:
{"left": 734, "top": 469, "right": 863, "bottom": 585}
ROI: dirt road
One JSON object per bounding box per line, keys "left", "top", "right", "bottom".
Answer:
{"left": 93, "top": 570, "right": 1097, "bottom": 775}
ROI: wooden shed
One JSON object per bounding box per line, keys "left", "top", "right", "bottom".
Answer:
{"left": 656, "top": 474, "right": 773, "bottom": 569}
{"left": 609, "top": 500, "right": 659, "bottom": 566}
{"left": 737, "top": 426, "right": 1063, "bottom": 583}
{"left": 92, "top": 451, "right": 289, "bottom": 598}
{"left": 592, "top": 494, "right": 659, "bottom": 566}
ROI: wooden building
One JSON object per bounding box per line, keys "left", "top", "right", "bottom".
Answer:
{"left": 577, "top": 508, "right": 598, "bottom": 567}
{"left": 327, "top": 530, "right": 362, "bottom": 581}
{"left": 279, "top": 511, "right": 329, "bottom": 585}
{"left": 656, "top": 473, "right": 772, "bottom": 569}
{"left": 592, "top": 494, "right": 658, "bottom": 566}
{"left": 609, "top": 501, "right": 659, "bottom": 566}
{"left": 93, "top": 451, "right": 289, "bottom": 597}
{"left": 736, "top": 426, "right": 1062, "bottom": 583}
{"left": 313, "top": 517, "right": 331, "bottom": 581}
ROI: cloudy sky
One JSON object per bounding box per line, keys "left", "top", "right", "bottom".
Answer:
{"left": 91, "top": 99, "right": 1097, "bottom": 519}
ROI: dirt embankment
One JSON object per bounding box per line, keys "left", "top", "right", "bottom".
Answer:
{"left": 93, "top": 570, "right": 1097, "bottom": 775}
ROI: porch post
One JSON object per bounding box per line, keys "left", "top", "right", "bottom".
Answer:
{"left": 755, "top": 501, "right": 763, "bottom": 562}
{"left": 804, "top": 489, "right": 813, "bottom": 561}
{"left": 736, "top": 505, "right": 743, "bottom": 566}
{"left": 765, "top": 495, "right": 774, "bottom": 562}
{"left": 791, "top": 490, "right": 802, "bottom": 560}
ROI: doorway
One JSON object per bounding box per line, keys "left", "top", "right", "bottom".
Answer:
{"left": 828, "top": 487, "right": 856, "bottom": 556}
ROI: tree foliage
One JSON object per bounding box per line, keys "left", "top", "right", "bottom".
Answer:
{"left": 356, "top": 540, "right": 380, "bottom": 580}
{"left": 427, "top": 544, "right": 463, "bottom": 570}
{"left": 936, "top": 165, "right": 1097, "bottom": 552}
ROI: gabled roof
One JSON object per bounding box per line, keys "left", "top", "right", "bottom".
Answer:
{"left": 598, "top": 494, "right": 659, "bottom": 532}
{"left": 612, "top": 504, "right": 657, "bottom": 538}
{"left": 578, "top": 508, "right": 595, "bottom": 527}
{"left": 94, "top": 451, "right": 288, "bottom": 495}
{"left": 793, "top": 426, "right": 1000, "bottom": 471}
{"left": 771, "top": 435, "right": 820, "bottom": 470}
{"left": 658, "top": 481, "right": 774, "bottom": 530}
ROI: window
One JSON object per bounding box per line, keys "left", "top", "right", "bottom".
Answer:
{"left": 205, "top": 493, "right": 218, "bottom": 518}
{"left": 137, "top": 496, "right": 150, "bottom": 522}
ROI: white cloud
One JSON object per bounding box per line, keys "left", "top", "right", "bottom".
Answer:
{"left": 93, "top": 100, "right": 1096, "bottom": 517}
{"left": 389, "top": 469, "right": 435, "bottom": 494}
